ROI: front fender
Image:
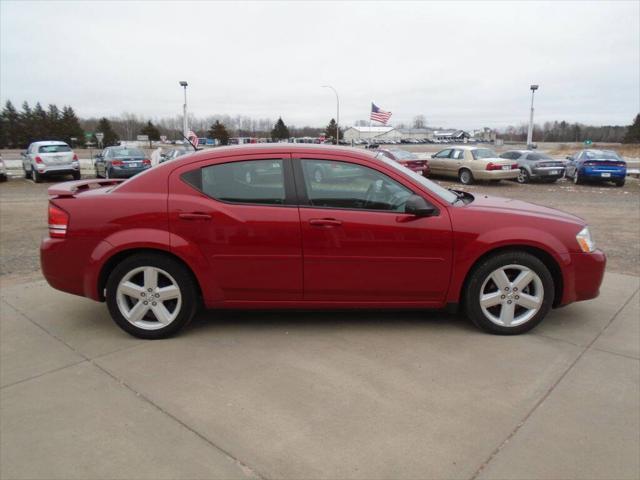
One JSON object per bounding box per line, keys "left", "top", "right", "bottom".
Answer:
{"left": 446, "top": 227, "right": 571, "bottom": 304}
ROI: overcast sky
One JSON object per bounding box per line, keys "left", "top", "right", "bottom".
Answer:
{"left": 1, "top": 1, "right": 638, "bottom": 130}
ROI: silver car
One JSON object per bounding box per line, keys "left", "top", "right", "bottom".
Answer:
{"left": 499, "top": 150, "right": 565, "bottom": 184}
{"left": 22, "top": 141, "right": 80, "bottom": 183}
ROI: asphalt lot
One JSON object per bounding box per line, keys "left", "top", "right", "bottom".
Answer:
{"left": 1, "top": 160, "right": 639, "bottom": 479}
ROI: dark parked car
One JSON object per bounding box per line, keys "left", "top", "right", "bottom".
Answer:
{"left": 499, "top": 150, "right": 565, "bottom": 184}
{"left": 565, "top": 149, "right": 627, "bottom": 187}
{"left": 160, "top": 148, "right": 190, "bottom": 163}
{"left": 94, "top": 147, "right": 151, "bottom": 179}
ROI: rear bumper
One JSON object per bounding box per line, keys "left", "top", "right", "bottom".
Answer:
{"left": 560, "top": 249, "right": 606, "bottom": 305}
{"left": 531, "top": 166, "right": 565, "bottom": 178}
{"left": 474, "top": 169, "right": 519, "bottom": 180}
{"left": 38, "top": 164, "right": 79, "bottom": 175}
{"left": 109, "top": 166, "right": 150, "bottom": 178}
{"left": 580, "top": 167, "right": 626, "bottom": 180}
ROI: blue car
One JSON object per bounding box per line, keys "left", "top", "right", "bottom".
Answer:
{"left": 565, "top": 149, "right": 626, "bottom": 187}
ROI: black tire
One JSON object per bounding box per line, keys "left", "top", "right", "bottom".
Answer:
{"left": 24, "top": 166, "right": 32, "bottom": 179}
{"left": 33, "top": 169, "right": 42, "bottom": 183}
{"left": 614, "top": 178, "right": 625, "bottom": 187}
{"left": 72, "top": 171, "right": 81, "bottom": 180}
{"left": 463, "top": 251, "right": 554, "bottom": 335}
{"left": 573, "top": 171, "right": 582, "bottom": 185}
{"left": 516, "top": 168, "right": 530, "bottom": 184}
{"left": 105, "top": 168, "right": 111, "bottom": 179}
{"left": 95, "top": 168, "right": 102, "bottom": 178}
{"left": 459, "top": 168, "right": 474, "bottom": 185}
{"left": 106, "top": 253, "right": 199, "bottom": 339}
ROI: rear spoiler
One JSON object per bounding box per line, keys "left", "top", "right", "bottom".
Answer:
{"left": 48, "top": 179, "right": 125, "bottom": 198}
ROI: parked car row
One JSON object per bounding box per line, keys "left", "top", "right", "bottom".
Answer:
{"left": 5, "top": 142, "right": 629, "bottom": 189}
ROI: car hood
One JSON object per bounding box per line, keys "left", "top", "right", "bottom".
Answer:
{"left": 464, "top": 194, "right": 584, "bottom": 225}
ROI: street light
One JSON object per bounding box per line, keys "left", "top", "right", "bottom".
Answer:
{"left": 321, "top": 85, "right": 339, "bottom": 144}
{"left": 526, "top": 84, "right": 539, "bottom": 148}
{"left": 179, "top": 81, "right": 188, "bottom": 139}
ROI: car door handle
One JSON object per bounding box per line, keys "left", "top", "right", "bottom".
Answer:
{"left": 309, "top": 218, "right": 342, "bottom": 227}
{"left": 178, "top": 212, "right": 212, "bottom": 221}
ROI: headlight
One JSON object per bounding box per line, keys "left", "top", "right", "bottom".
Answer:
{"left": 576, "top": 226, "right": 596, "bottom": 253}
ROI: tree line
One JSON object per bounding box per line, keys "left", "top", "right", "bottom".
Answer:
{"left": 498, "top": 116, "right": 639, "bottom": 144}
{"left": 2, "top": 99, "right": 638, "bottom": 148}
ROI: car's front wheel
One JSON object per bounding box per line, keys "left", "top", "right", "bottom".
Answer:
{"left": 106, "top": 253, "right": 199, "bottom": 339}
{"left": 464, "top": 251, "right": 554, "bottom": 335}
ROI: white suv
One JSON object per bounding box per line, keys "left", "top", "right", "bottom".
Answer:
{"left": 22, "top": 141, "right": 80, "bottom": 182}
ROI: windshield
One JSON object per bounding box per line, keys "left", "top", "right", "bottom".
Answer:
{"left": 471, "top": 148, "right": 498, "bottom": 160}
{"left": 584, "top": 150, "right": 622, "bottom": 160}
{"left": 377, "top": 155, "right": 459, "bottom": 204}
{"left": 389, "top": 149, "right": 418, "bottom": 160}
{"left": 111, "top": 148, "right": 145, "bottom": 158}
{"left": 39, "top": 145, "right": 71, "bottom": 153}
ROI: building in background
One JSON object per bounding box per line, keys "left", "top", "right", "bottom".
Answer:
{"left": 342, "top": 126, "right": 401, "bottom": 143}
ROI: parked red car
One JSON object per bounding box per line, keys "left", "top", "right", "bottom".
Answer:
{"left": 41, "top": 144, "right": 605, "bottom": 339}
{"left": 376, "top": 148, "right": 430, "bottom": 176}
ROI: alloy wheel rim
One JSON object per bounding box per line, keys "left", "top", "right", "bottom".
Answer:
{"left": 517, "top": 168, "right": 527, "bottom": 183}
{"left": 479, "top": 264, "right": 544, "bottom": 327}
{"left": 116, "top": 266, "right": 182, "bottom": 330}
{"left": 461, "top": 171, "right": 470, "bottom": 184}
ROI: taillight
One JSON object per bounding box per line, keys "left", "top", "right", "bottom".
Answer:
{"left": 616, "top": 162, "right": 626, "bottom": 167}
{"left": 73, "top": 153, "right": 78, "bottom": 161}
{"left": 486, "top": 162, "right": 503, "bottom": 171}
{"left": 584, "top": 161, "right": 595, "bottom": 166}
{"left": 143, "top": 159, "right": 151, "bottom": 165}
{"left": 35, "top": 156, "right": 43, "bottom": 164}
{"left": 48, "top": 203, "right": 69, "bottom": 238}
{"left": 512, "top": 163, "right": 518, "bottom": 169}
{"left": 111, "top": 160, "right": 123, "bottom": 166}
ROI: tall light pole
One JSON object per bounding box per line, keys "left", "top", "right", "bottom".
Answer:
{"left": 526, "top": 84, "right": 539, "bottom": 148}
{"left": 179, "top": 81, "right": 188, "bottom": 139}
{"left": 321, "top": 85, "right": 339, "bottom": 144}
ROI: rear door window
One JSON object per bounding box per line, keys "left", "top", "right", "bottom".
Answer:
{"left": 182, "top": 159, "right": 286, "bottom": 205}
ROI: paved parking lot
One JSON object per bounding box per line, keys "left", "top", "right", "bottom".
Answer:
{"left": 1, "top": 160, "right": 639, "bottom": 479}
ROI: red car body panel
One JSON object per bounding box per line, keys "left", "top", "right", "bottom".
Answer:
{"left": 40, "top": 144, "right": 605, "bottom": 312}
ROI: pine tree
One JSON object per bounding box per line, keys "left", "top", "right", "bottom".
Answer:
{"left": 47, "top": 104, "right": 61, "bottom": 140}
{"left": 208, "top": 120, "right": 230, "bottom": 145}
{"left": 32, "top": 103, "right": 48, "bottom": 142}
{"left": 271, "top": 117, "right": 290, "bottom": 141}
{"left": 324, "top": 118, "right": 340, "bottom": 144}
{"left": 2, "top": 101, "right": 21, "bottom": 148}
{"left": 94, "top": 118, "right": 119, "bottom": 147}
{"left": 19, "top": 101, "right": 34, "bottom": 146}
{"left": 623, "top": 114, "right": 640, "bottom": 144}
{"left": 60, "top": 106, "right": 85, "bottom": 147}
{"left": 140, "top": 121, "right": 160, "bottom": 147}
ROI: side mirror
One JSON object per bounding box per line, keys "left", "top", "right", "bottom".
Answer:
{"left": 405, "top": 194, "right": 438, "bottom": 217}
{"left": 566, "top": 156, "right": 573, "bottom": 161}
{"left": 21, "top": 152, "right": 27, "bottom": 158}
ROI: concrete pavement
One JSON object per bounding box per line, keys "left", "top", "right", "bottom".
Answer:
{"left": 1, "top": 272, "right": 638, "bottom": 479}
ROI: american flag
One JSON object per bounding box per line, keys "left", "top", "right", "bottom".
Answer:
{"left": 187, "top": 130, "right": 199, "bottom": 148}
{"left": 370, "top": 103, "right": 392, "bottom": 124}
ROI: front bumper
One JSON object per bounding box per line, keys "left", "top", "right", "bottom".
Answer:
{"left": 560, "top": 249, "right": 606, "bottom": 305}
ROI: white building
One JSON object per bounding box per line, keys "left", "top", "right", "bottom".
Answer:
{"left": 342, "top": 126, "right": 402, "bottom": 142}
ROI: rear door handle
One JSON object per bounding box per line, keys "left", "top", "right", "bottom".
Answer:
{"left": 309, "top": 218, "right": 342, "bottom": 227}
{"left": 178, "top": 212, "right": 212, "bottom": 221}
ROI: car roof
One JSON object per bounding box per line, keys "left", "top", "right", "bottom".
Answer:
{"left": 31, "top": 141, "right": 69, "bottom": 146}
{"left": 439, "top": 145, "right": 493, "bottom": 150}
{"left": 173, "top": 143, "right": 379, "bottom": 161}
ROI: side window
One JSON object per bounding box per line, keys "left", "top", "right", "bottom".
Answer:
{"left": 451, "top": 149, "right": 465, "bottom": 160}
{"left": 500, "top": 152, "right": 515, "bottom": 160}
{"left": 434, "top": 149, "right": 452, "bottom": 158}
{"left": 300, "top": 159, "right": 412, "bottom": 212}
{"left": 182, "top": 159, "right": 286, "bottom": 205}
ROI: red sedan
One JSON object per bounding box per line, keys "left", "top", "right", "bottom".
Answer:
{"left": 41, "top": 144, "right": 605, "bottom": 339}
{"left": 376, "top": 148, "right": 430, "bottom": 176}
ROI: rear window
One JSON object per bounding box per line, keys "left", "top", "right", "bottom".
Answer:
{"left": 39, "top": 145, "right": 71, "bottom": 153}
{"left": 527, "top": 153, "right": 553, "bottom": 161}
{"left": 584, "top": 150, "right": 622, "bottom": 160}
{"left": 471, "top": 148, "right": 497, "bottom": 160}
{"left": 182, "top": 159, "right": 286, "bottom": 205}
{"left": 111, "top": 148, "right": 145, "bottom": 157}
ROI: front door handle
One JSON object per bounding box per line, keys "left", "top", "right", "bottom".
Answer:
{"left": 309, "top": 218, "right": 342, "bottom": 227}
{"left": 178, "top": 212, "right": 212, "bottom": 221}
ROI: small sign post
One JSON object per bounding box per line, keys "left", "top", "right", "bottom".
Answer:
{"left": 584, "top": 139, "right": 593, "bottom": 147}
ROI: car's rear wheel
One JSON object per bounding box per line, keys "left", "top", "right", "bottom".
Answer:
{"left": 573, "top": 171, "right": 582, "bottom": 185}
{"left": 106, "top": 254, "right": 199, "bottom": 339}
{"left": 459, "top": 168, "right": 474, "bottom": 185}
{"left": 105, "top": 168, "right": 111, "bottom": 179}
{"left": 24, "top": 165, "right": 32, "bottom": 179}
{"left": 516, "top": 168, "right": 530, "bottom": 184}
{"left": 72, "top": 171, "right": 81, "bottom": 180}
{"left": 614, "top": 178, "right": 625, "bottom": 187}
{"left": 464, "top": 251, "right": 554, "bottom": 335}
{"left": 33, "top": 169, "right": 42, "bottom": 183}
